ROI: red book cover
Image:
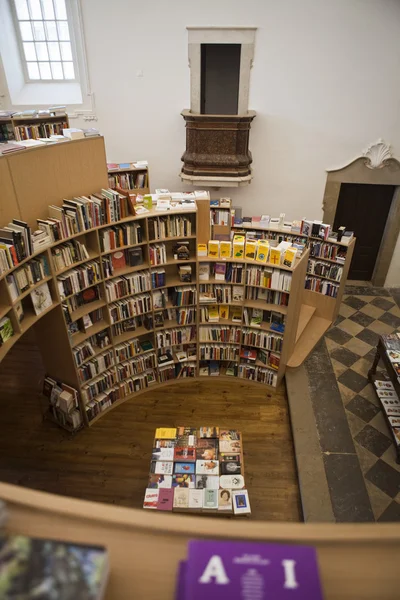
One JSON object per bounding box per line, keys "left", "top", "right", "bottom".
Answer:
{"left": 174, "top": 446, "right": 196, "bottom": 462}
{"left": 112, "top": 251, "right": 126, "bottom": 270}
{"left": 157, "top": 488, "right": 174, "bottom": 511}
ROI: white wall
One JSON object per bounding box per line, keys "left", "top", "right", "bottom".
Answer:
{"left": 3, "top": 0, "right": 400, "bottom": 285}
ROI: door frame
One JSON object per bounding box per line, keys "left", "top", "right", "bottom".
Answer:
{"left": 322, "top": 141, "right": 400, "bottom": 287}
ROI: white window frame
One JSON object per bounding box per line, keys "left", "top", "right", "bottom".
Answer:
{"left": 0, "top": 0, "right": 96, "bottom": 118}
{"left": 9, "top": 0, "right": 79, "bottom": 83}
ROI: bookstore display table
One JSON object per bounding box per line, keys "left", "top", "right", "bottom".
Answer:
{"left": 143, "top": 427, "right": 250, "bottom": 515}
{"left": 368, "top": 333, "right": 400, "bottom": 463}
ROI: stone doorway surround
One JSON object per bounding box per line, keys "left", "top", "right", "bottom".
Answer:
{"left": 322, "top": 140, "right": 400, "bottom": 287}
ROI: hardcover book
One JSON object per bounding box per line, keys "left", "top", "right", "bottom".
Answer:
{"left": 150, "top": 461, "right": 174, "bottom": 475}
{"left": 176, "top": 426, "right": 197, "bottom": 447}
{"left": 196, "top": 475, "right": 220, "bottom": 489}
{"left": 196, "top": 460, "right": 219, "bottom": 475}
{"left": 196, "top": 442, "right": 218, "bottom": 461}
{"left": 0, "top": 535, "right": 109, "bottom": 599}
{"left": 180, "top": 540, "right": 323, "bottom": 599}
{"left": 143, "top": 488, "right": 159, "bottom": 509}
{"left": 218, "top": 488, "right": 233, "bottom": 511}
{"left": 174, "top": 446, "right": 196, "bottom": 461}
{"left": 219, "top": 474, "right": 245, "bottom": 489}
{"left": 208, "top": 241, "right": 220, "bottom": 258}
{"left": 189, "top": 488, "right": 204, "bottom": 509}
{"left": 148, "top": 474, "right": 173, "bottom": 488}
{"left": 172, "top": 474, "right": 196, "bottom": 488}
{"left": 151, "top": 447, "right": 174, "bottom": 461}
{"left": 173, "top": 487, "right": 189, "bottom": 509}
{"left": 219, "top": 440, "right": 242, "bottom": 453}
{"left": 112, "top": 250, "right": 126, "bottom": 270}
{"left": 214, "top": 262, "right": 226, "bottom": 281}
{"left": 155, "top": 427, "right": 177, "bottom": 439}
{"left": 203, "top": 489, "right": 218, "bottom": 510}
{"left": 30, "top": 282, "right": 52, "bottom": 316}
{"left": 174, "top": 462, "right": 195, "bottom": 474}
{"left": 221, "top": 461, "right": 242, "bottom": 475}
{"left": 156, "top": 488, "right": 174, "bottom": 511}
{"left": 232, "top": 489, "right": 251, "bottom": 515}
{"left": 220, "top": 430, "right": 241, "bottom": 441}
{"left": 199, "top": 426, "right": 220, "bottom": 438}
{"left": 220, "top": 241, "right": 232, "bottom": 258}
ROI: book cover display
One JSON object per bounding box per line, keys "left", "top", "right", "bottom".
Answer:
{"left": 143, "top": 426, "right": 249, "bottom": 514}
{"left": 176, "top": 540, "right": 323, "bottom": 599}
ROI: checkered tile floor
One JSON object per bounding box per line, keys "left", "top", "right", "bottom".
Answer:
{"left": 325, "top": 286, "right": 400, "bottom": 521}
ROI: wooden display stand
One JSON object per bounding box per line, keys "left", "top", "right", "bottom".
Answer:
{"left": 107, "top": 163, "right": 150, "bottom": 195}
{"left": 1, "top": 481, "right": 400, "bottom": 600}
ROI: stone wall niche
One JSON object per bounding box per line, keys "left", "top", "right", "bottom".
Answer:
{"left": 181, "top": 27, "right": 256, "bottom": 188}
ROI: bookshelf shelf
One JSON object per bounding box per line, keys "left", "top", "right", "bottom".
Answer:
{"left": 104, "top": 263, "right": 149, "bottom": 280}
{"left": 308, "top": 255, "right": 345, "bottom": 265}
{"left": 110, "top": 310, "right": 153, "bottom": 327}
{"left": 113, "top": 326, "right": 154, "bottom": 345}
{"left": 54, "top": 251, "right": 99, "bottom": 275}
{"left": 11, "top": 275, "right": 54, "bottom": 305}
{"left": 100, "top": 241, "right": 147, "bottom": 256}
{"left": 105, "top": 288, "right": 152, "bottom": 304}
{"left": 149, "top": 235, "right": 197, "bottom": 243}
{"left": 76, "top": 343, "right": 114, "bottom": 367}
{"left": 306, "top": 272, "right": 341, "bottom": 283}
{"left": 152, "top": 278, "right": 191, "bottom": 290}
{"left": 62, "top": 281, "right": 103, "bottom": 301}
{"left": 20, "top": 302, "right": 59, "bottom": 334}
{"left": 243, "top": 300, "right": 288, "bottom": 314}
{"left": 69, "top": 299, "right": 107, "bottom": 322}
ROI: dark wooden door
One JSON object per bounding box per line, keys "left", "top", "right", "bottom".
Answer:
{"left": 333, "top": 183, "right": 394, "bottom": 280}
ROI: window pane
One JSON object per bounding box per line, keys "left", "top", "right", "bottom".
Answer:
{"left": 23, "top": 42, "right": 36, "bottom": 61}
{"left": 35, "top": 41, "right": 48, "bottom": 60}
{"left": 59, "top": 41, "right": 71, "bottom": 61}
{"left": 39, "top": 61, "right": 52, "bottom": 78}
{"left": 63, "top": 61, "right": 74, "bottom": 79}
{"left": 45, "top": 20, "right": 58, "bottom": 40}
{"left": 51, "top": 61, "right": 63, "bottom": 79}
{"left": 19, "top": 21, "right": 33, "bottom": 41}
{"left": 48, "top": 41, "right": 60, "bottom": 60}
{"left": 27, "top": 62, "right": 40, "bottom": 79}
{"left": 54, "top": 0, "right": 66, "bottom": 19}
{"left": 28, "top": 0, "right": 42, "bottom": 19}
{"left": 14, "top": 0, "right": 29, "bottom": 20}
{"left": 41, "top": 0, "right": 54, "bottom": 19}
{"left": 57, "top": 21, "right": 70, "bottom": 41}
{"left": 32, "top": 21, "right": 45, "bottom": 40}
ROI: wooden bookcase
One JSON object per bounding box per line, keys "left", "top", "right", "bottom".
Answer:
{"left": 0, "top": 113, "right": 70, "bottom": 142}
{"left": 0, "top": 140, "right": 354, "bottom": 430}
{"left": 107, "top": 164, "right": 150, "bottom": 195}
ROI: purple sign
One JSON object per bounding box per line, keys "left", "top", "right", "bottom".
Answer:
{"left": 177, "top": 540, "right": 323, "bottom": 599}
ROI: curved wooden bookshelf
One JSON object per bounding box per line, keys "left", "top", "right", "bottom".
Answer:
{"left": 1, "top": 481, "right": 400, "bottom": 599}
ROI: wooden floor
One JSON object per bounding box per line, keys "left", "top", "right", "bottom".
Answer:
{"left": 0, "top": 330, "right": 301, "bottom": 521}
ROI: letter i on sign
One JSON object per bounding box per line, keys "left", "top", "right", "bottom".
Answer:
{"left": 282, "top": 559, "right": 298, "bottom": 589}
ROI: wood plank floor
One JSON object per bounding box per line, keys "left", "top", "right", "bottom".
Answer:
{"left": 0, "top": 331, "right": 301, "bottom": 521}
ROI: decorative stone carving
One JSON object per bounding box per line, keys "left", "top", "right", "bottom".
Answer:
{"left": 362, "top": 139, "right": 392, "bottom": 169}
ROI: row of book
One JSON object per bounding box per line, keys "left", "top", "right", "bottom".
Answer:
{"left": 99, "top": 222, "right": 143, "bottom": 253}
{"left": 85, "top": 385, "right": 121, "bottom": 422}
{"left": 72, "top": 328, "right": 112, "bottom": 367}
{"left": 101, "top": 247, "right": 144, "bottom": 278}
{"left": 305, "top": 276, "right": 339, "bottom": 297}
{"left": 67, "top": 306, "right": 104, "bottom": 336}
{"left": 199, "top": 344, "right": 239, "bottom": 361}
{"left": 81, "top": 368, "right": 118, "bottom": 404}
{"left": 153, "top": 286, "right": 197, "bottom": 309}
{"left": 6, "top": 254, "right": 50, "bottom": 301}
{"left": 246, "top": 265, "right": 292, "bottom": 291}
{"left": 199, "top": 237, "right": 298, "bottom": 268}
{"left": 51, "top": 239, "right": 90, "bottom": 272}
{"left": 199, "top": 361, "right": 237, "bottom": 377}
{"left": 147, "top": 215, "right": 194, "bottom": 240}
{"left": 242, "top": 328, "right": 284, "bottom": 351}
{"left": 154, "top": 307, "right": 196, "bottom": 327}
{"left": 243, "top": 307, "right": 285, "bottom": 333}
{"left": 307, "top": 259, "right": 343, "bottom": 282}
{"left": 77, "top": 349, "right": 115, "bottom": 384}
{"left": 108, "top": 294, "right": 152, "bottom": 324}
{"left": 199, "top": 284, "right": 243, "bottom": 304}
{"left": 149, "top": 243, "right": 167, "bottom": 266}
{"left": 107, "top": 171, "right": 147, "bottom": 190}
{"left": 199, "top": 326, "right": 241, "bottom": 344}
{"left": 119, "top": 370, "right": 156, "bottom": 397}
{"left": 210, "top": 207, "right": 230, "bottom": 226}
{"left": 155, "top": 326, "right": 196, "bottom": 348}
{"left": 309, "top": 240, "right": 347, "bottom": 263}
{"left": 245, "top": 286, "right": 289, "bottom": 306}
{"left": 104, "top": 270, "right": 151, "bottom": 302}
{"left": 64, "top": 283, "right": 101, "bottom": 313}
{"left": 114, "top": 337, "right": 154, "bottom": 362}
{"left": 116, "top": 352, "right": 157, "bottom": 380}
{"left": 14, "top": 121, "right": 69, "bottom": 141}
{"left": 57, "top": 261, "right": 101, "bottom": 299}
{"left": 199, "top": 305, "right": 242, "bottom": 323}
{"left": 198, "top": 262, "right": 244, "bottom": 283}
{"left": 0, "top": 219, "right": 35, "bottom": 273}
{"left": 39, "top": 189, "right": 134, "bottom": 242}
{"left": 111, "top": 314, "right": 153, "bottom": 338}
{"left": 238, "top": 363, "right": 278, "bottom": 386}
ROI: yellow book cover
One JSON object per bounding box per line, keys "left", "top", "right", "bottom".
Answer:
{"left": 245, "top": 239, "right": 257, "bottom": 260}
{"left": 255, "top": 240, "right": 270, "bottom": 263}
{"left": 155, "top": 428, "right": 177, "bottom": 439}
{"left": 232, "top": 235, "right": 245, "bottom": 259}
{"left": 269, "top": 248, "right": 282, "bottom": 266}
{"left": 208, "top": 241, "right": 220, "bottom": 258}
{"left": 197, "top": 243, "right": 207, "bottom": 257}
{"left": 283, "top": 247, "right": 297, "bottom": 268}
{"left": 208, "top": 305, "right": 220, "bottom": 320}
{"left": 219, "top": 304, "right": 229, "bottom": 320}
{"left": 231, "top": 306, "right": 242, "bottom": 322}
{"left": 219, "top": 241, "right": 232, "bottom": 258}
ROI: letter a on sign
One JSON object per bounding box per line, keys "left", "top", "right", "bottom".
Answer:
{"left": 198, "top": 555, "right": 230, "bottom": 584}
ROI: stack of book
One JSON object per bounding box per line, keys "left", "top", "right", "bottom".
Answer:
{"left": 143, "top": 427, "right": 250, "bottom": 515}
{"left": 43, "top": 376, "right": 82, "bottom": 431}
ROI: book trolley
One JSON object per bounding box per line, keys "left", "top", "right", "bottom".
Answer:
{"left": 0, "top": 137, "right": 355, "bottom": 430}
